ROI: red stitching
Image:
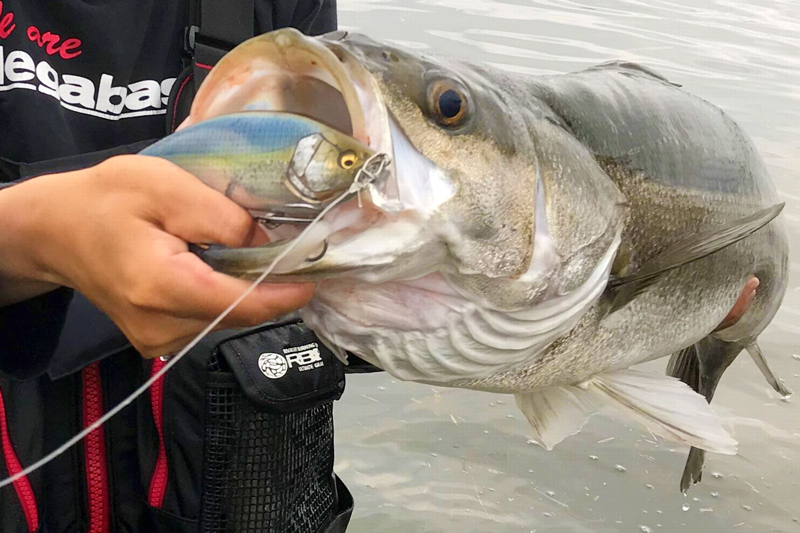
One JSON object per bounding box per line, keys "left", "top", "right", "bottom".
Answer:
{"left": 171, "top": 73, "right": 194, "bottom": 132}
{"left": 195, "top": 62, "right": 213, "bottom": 70}
{"left": 147, "top": 358, "right": 169, "bottom": 508}
{"left": 82, "top": 363, "right": 109, "bottom": 533}
{"left": 0, "top": 388, "right": 39, "bottom": 532}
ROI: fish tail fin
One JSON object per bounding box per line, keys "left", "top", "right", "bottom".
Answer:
{"left": 667, "top": 343, "right": 708, "bottom": 492}
{"left": 664, "top": 338, "right": 791, "bottom": 492}
{"left": 680, "top": 447, "right": 706, "bottom": 492}
{"left": 746, "top": 342, "right": 793, "bottom": 397}
{"left": 667, "top": 344, "right": 701, "bottom": 395}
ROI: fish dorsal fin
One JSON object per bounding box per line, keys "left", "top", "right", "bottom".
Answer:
{"left": 608, "top": 203, "right": 785, "bottom": 312}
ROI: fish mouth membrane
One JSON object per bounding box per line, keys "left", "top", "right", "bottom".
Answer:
{"left": 183, "top": 28, "right": 392, "bottom": 171}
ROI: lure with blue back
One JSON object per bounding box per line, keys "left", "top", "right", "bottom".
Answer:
{"left": 140, "top": 111, "right": 374, "bottom": 219}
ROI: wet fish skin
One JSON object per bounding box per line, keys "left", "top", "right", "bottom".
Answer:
{"left": 330, "top": 33, "right": 628, "bottom": 308}
{"left": 321, "top": 34, "right": 787, "bottom": 388}
{"left": 182, "top": 30, "right": 789, "bottom": 457}
{"left": 439, "top": 56, "right": 788, "bottom": 455}
{"left": 329, "top": 34, "right": 788, "bottom": 456}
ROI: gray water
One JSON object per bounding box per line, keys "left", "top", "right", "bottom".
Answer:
{"left": 331, "top": 1, "right": 800, "bottom": 531}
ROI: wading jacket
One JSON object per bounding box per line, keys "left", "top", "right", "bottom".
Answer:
{"left": 0, "top": 1, "right": 364, "bottom": 531}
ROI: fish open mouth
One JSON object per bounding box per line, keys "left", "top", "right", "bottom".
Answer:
{"left": 181, "top": 28, "right": 402, "bottom": 212}
{"left": 177, "top": 28, "right": 454, "bottom": 279}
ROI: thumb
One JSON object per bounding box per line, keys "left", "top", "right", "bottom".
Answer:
{"left": 150, "top": 248, "right": 316, "bottom": 324}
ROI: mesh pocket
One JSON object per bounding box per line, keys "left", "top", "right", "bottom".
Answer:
{"left": 200, "top": 359, "right": 337, "bottom": 533}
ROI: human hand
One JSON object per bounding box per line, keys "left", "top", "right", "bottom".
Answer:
{"left": 0, "top": 154, "right": 315, "bottom": 357}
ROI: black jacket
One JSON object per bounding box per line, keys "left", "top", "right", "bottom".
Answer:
{"left": 0, "top": 1, "right": 358, "bottom": 532}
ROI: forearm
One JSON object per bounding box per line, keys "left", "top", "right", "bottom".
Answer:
{"left": 0, "top": 180, "right": 63, "bottom": 306}
{"left": 0, "top": 279, "right": 60, "bottom": 306}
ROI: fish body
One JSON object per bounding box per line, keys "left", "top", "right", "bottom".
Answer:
{"left": 449, "top": 61, "right": 788, "bottom": 391}
{"left": 171, "top": 30, "right": 789, "bottom": 464}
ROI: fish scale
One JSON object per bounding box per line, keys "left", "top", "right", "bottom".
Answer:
{"left": 173, "top": 30, "right": 788, "bottom": 473}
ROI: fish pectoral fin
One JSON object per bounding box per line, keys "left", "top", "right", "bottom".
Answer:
{"left": 607, "top": 203, "right": 785, "bottom": 313}
{"left": 514, "top": 386, "right": 600, "bottom": 451}
{"left": 746, "top": 343, "right": 793, "bottom": 397}
{"left": 589, "top": 369, "right": 738, "bottom": 455}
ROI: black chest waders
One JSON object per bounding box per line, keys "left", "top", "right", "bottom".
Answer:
{"left": 0, "top": 1, "right": 383, "bottom": 531}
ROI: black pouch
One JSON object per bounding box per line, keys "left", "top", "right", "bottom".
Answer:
{"left": 198, "top": 318, "right": 351, "bottom": 533}
{"left": 216, "top": 317, "right": 345, "bottom": 414}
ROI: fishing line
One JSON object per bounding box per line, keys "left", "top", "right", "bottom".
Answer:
{"left": 0, "top": 152, "right": 390, "bottom": 490}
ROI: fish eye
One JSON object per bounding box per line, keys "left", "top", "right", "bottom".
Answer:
{"left": 428, "top": 81, "right": 469, "bottom": 128}
{"left": 338, "top": 150, "right": 358, "bottom": 169}
{"left": 439, "top": 90, "right": 462, "bottom": 118}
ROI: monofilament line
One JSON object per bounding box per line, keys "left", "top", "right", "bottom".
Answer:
{"left": 0, "top": 158, "right": 387, "bottom": 490}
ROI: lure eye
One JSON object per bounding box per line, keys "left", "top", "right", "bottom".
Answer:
{"left": 338, "top": 151, "right": 358, "bottom": 169}
{"left": 429, "top": 81, "right": 469, "bottom": 128}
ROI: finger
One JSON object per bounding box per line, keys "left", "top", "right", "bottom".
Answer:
{"left": 714, "top": 276, "right": 759, "bottom": 332}
{"left": 122, "top": 316, "right": 207, "bottom": 359}
{"left": 140, "top": 250, "right": 316, "bottom": 325}
{"left": 122, "top": 307, "right": 265, "bottom": 359}
{"left": 137, "top": 156, "right": 259, "bottom": 248}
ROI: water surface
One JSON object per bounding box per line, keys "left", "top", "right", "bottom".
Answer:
{"left": 333, "top": 1, "right": 800, "bottom": 531}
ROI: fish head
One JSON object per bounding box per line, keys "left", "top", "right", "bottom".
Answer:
{"left": 323, "top": 31, "right": 550, "bottom": 284}
{"left": 185, "top": 29, "right": 628, "bottom": 388}
{"left": 185, "top": 28, "right": 625, "bottom": 298}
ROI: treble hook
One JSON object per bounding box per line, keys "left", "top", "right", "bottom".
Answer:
{"left": 353, "top": 152, "right": 392, "bottom": 208}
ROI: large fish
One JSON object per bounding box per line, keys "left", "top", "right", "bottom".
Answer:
{"left": 148, "top": 28, "right": 792, "bottom": 490}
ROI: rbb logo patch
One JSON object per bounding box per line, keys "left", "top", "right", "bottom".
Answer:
{"left": 286, "top": 348, "right": 322, "bottom": 368}
{"left": 257, "top": 343, "right": 325, "bottom": 379}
